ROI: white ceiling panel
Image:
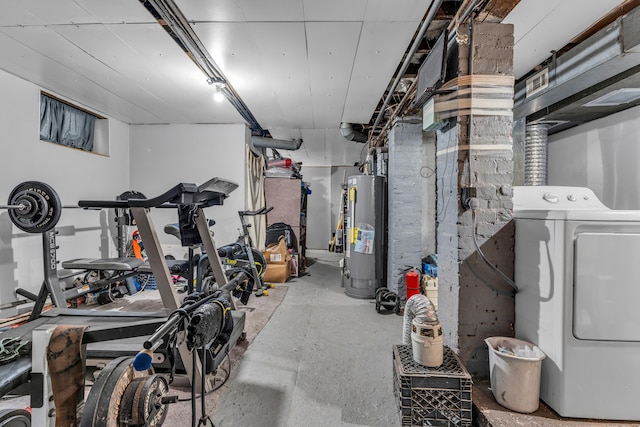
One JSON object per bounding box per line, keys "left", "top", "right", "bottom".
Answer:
{"left": 176, "top": 0, "right": 247, "bottom": 22}
{"left": 306, "top": 22, "right": 362, "bottom": 127}
{"left": 74, "top": 0, "right": 155, "bottom": 24}
{"left": 0, "top": 30, "right": 161, "bottom": 123}
{"left": 504, "top": 0, "right": 622, "bottom": 79}
{"left": 302, "top": 0, "right": 367, "bottom": 22}
{"left": 0, "top": 0, "right": 98, "bottom": 26}
{"left": 364, "top": 0, "right": 432, "bottom": 21}
{"left": 238, "top": 0, "right": 304, "bottom": 22}
{"left": 343, "top": 20, "right": 420, "bottom": 123}
{"left": 238, "top": 22, "right": 313, "bottom": 128}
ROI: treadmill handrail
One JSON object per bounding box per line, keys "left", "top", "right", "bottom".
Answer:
{"left": 77, "top": 178, "right": 237, "bottom": 209}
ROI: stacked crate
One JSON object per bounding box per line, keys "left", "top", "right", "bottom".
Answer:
{"left": 393, "top": 344, "right": 472, "bottom": 426}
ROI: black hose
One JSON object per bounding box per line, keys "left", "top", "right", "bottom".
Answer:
{"left": 471, "top": 208, "right": 518, "bottom": 294}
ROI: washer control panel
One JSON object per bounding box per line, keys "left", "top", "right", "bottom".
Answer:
{"left": 514, "top": 186, "right": 606, "bottom": 210}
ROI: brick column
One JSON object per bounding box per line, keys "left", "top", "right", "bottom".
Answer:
{"left": 387, "top": 116, "right": 423, "bottom": 298}
{"left": 436, "top": 21, "right": 515, "bottom": 376}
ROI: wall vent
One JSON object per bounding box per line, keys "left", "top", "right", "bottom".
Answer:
{"left": 525, "top": 68, "right": 549, "bottom": 98}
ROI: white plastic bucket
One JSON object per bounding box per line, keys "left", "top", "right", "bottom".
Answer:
{"left": 485, "top": 336, "right": 546, "bottom": 413}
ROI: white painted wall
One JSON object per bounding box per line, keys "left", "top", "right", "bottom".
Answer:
{"left": 0, "top": 70, "right": 130, "bottom": 311}
{"left": 549, "top": 105, "right": 640, "bottom": 209}
{"left": 301, "top": 166, "right": 332, "bottom": 249}
{"left": 129, "top": 124, "right": 248, "bottom": 255}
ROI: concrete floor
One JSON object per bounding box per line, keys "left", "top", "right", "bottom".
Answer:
{"left": 211, "top": 249, "right": 404, "bottom": 427}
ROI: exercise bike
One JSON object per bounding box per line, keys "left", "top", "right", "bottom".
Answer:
{"left": 197, "top": 207, "right": 273, "bottom": 297}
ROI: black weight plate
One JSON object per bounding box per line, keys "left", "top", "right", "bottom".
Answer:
{"left": 132, "top": 375, "right": 169, "bottom": 427}
{"left": 81, "top": 356, "right": 152, "bottom": 427}
{"left": 8, "top": 181, "right": 61, "bottom": 233}
{"left": 119, "top": 377, "right": 144, "bottom": 426}
{"left": 0, "top": 409, "right": 30, "bottom": 427}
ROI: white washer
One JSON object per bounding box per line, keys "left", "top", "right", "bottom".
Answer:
{"left": 513, "top": 186, "right": 640, "bottom": 421}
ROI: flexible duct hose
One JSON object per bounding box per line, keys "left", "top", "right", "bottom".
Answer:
{"left": 524, "top": 123, "right": 550, "bottom": 186}
{"left": 402, "top": 294, "right": 439, "bottom": 345}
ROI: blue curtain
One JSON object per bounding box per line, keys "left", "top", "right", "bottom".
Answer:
{"left": 40, "top": 94, "right": 96, "bottom": 151}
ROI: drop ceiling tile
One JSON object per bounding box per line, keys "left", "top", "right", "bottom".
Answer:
{"left": 343, "top": 20, "right": 420, "bottom": 123}
{"left": 238, "top": 0, "right": 304, "bottom": 22}
{"left": 364, "top": 0, "right": 431, "bottom": 21}
{"left": 0, "top": 30, "right": 162, "bottom": 123}
{"left": 302, "top": 0, "right": 367, "bottom": 21}
{"left": 306, "top": 21, "right": 361, "bottom": 127}
{"left": 74, "top": 0, "right": 155, "bottom": 23}
{"left": 0, "top": 0, "right": 99, "bottom": 26}
{"left": 504, "top": 0, "right": 622, "bottom": 79}
{"left": 175, "top": 0, "right": 247, "bottom": 22}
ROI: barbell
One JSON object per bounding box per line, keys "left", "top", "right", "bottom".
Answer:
{"left": 1, "top": 181, "right": 62, "bottom": 233}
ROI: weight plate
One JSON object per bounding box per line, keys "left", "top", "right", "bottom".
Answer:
{"left": 7, "top": 181, "right": 61, "bottom": 233}
{"left": 131, "top": 375, "right": 169, "bottom": 427}
{"left": 0, "top": 409, "right": 30, "bottom": 427}
{"left": 80, "top": 356, "right": 153, "bottom": 427}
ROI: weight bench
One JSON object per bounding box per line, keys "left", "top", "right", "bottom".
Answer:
{"left": 1, "top": 176, "right": 247, "bottom": 415}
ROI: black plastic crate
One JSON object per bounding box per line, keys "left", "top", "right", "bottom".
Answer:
{"left": 393, "top": 344, "right": 472, "bottom": 427}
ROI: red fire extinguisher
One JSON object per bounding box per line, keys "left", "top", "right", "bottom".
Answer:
{"left": 406, "top": 269, "right": 421, "bottom": 300}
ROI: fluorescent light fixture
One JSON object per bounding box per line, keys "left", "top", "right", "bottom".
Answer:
{"left": 583, "top": 88, "right": 640, "bottom": 107}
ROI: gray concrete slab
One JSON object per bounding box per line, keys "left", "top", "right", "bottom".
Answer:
{"left": 212, "top": 250, "right": 404, "bottom": 427}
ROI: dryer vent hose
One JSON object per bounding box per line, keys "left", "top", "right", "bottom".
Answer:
{"left": 402, "top": 294, "right": 438, "bottom": 345}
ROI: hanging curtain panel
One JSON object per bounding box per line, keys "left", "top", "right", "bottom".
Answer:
{"left": 39, "top": 93, "right": 96, "bottom": 152}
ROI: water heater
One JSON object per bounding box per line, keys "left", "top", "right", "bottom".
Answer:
{"left": 342, "top": 175, "right": 386, "bottom": 298}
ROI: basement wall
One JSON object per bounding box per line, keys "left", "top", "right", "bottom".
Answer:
{"left": 129, "top": 124, "right": 248, "bottom": 252}
{"left": 0, "top": 69, "right": 130, "bottom": 312}
{"left": 548, "top": 104, "right": 640, "bottom": 209}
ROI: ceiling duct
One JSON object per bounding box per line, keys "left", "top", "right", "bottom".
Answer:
{"left": 251, "top": 137, "right": 303, "bottom": 151}
{"left": 514, "top": 5, "right": 640, "bottom": 128}
{"left": 340, "top": 122, "right": 368, "bottom": 143}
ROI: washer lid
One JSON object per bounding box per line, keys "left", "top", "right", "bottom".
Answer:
{"left": 512, "top": 186, "right": 640, "bottom": 220}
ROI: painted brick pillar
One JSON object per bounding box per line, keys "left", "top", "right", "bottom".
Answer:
{"left": 387, "top": 116, "right": 423, "bottom": 298}
{"left": 436, "top": 21, "right": 515, "bottom": 376}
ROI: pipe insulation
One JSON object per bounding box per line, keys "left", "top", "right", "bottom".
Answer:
{"left": 402, "top": 294, "right": 439, "bottom": 345}
{"left": 251, "top": 136, "right": 303, "bottom": 151}
{"left": 524, "top": 123, "right": 551, "bottom": 186}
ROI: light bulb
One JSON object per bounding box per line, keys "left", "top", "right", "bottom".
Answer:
{"left": 213, "top": 89, "right": 225, "bottom": 102}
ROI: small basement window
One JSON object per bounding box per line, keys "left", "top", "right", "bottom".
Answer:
{"left": 39, "top": 92, "right": 109, "bottom": 155}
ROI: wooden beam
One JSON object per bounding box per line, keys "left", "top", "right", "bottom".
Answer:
{"left": 476, "top": 0, "right": 521, "bottom": 23}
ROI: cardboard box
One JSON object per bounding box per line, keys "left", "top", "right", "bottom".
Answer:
{"left": 263, "top": 259, "right": 291, "bottom": 283}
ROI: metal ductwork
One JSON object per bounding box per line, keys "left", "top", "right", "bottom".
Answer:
{"left": 251, "top": 136, "right": 303, "bottom": 151}
{"left": 514, "top": 6, "right": 640, "bottom": 129}
{"left": 340, "top": 122, "right": 368, "bottom": 143}
{"left": 524, "top": 123, "right": 551, "bottom": 186}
